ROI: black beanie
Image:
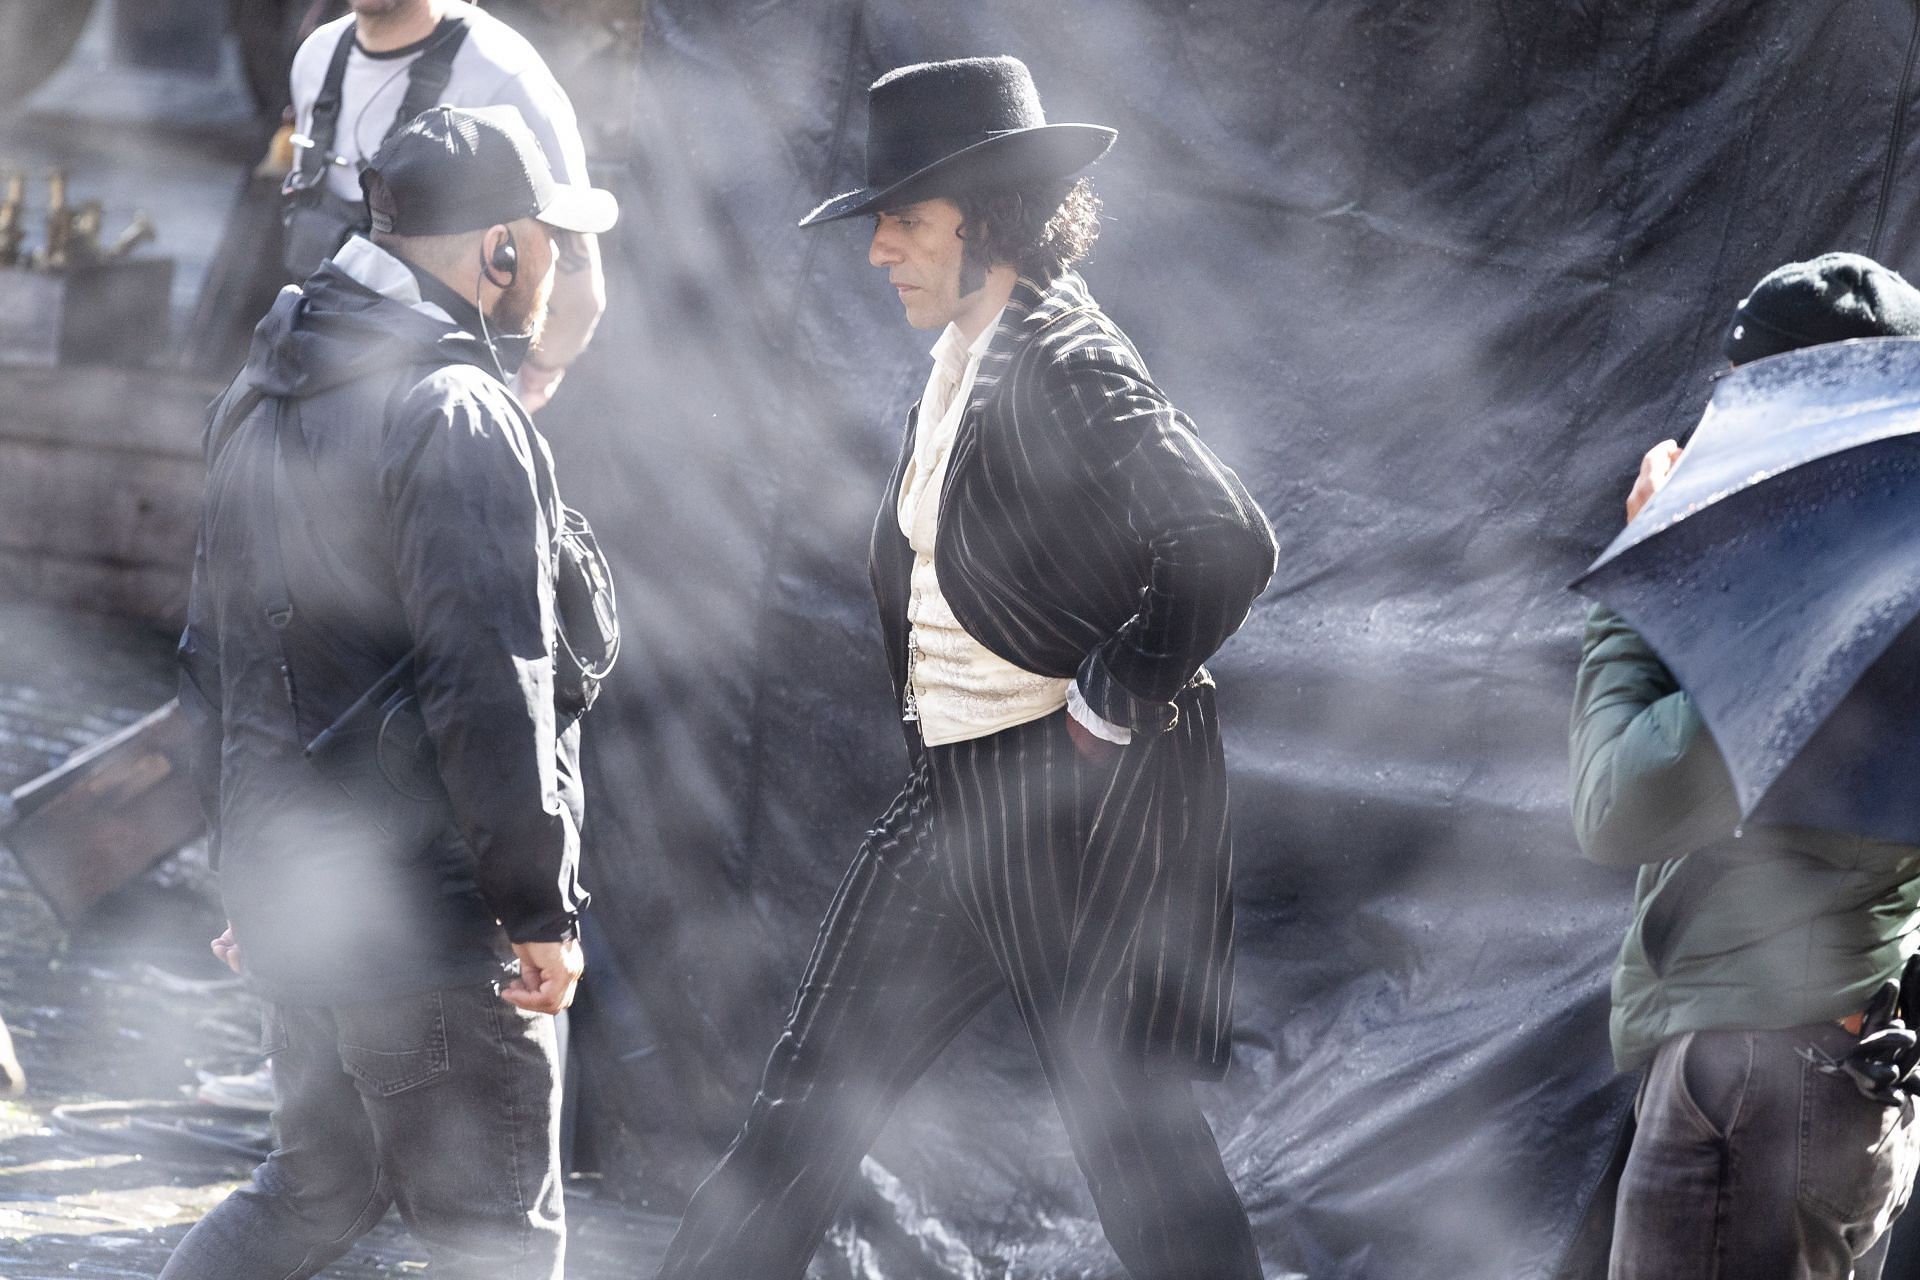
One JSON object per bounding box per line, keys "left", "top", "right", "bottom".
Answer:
{"left": 1724, "top": 252, "right": 1920, "bottom": 365}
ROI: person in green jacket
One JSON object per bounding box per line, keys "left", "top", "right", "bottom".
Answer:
{"left": 1571, "top": 253, "right": 1920, "bottom": 1280}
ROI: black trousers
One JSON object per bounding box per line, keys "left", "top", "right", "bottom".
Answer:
{"left": 656, "top": 710, "right": 1262, "bottom": 1280}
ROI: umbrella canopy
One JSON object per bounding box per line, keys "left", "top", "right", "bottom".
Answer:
{"left": 1574, "top": 336, "right": 1920, "bottom": 845}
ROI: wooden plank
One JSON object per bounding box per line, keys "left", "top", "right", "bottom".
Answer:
{"left": 0, "top": 365, "right": 218, "bottom": 455}
{"left": 0, "top": 364, "right": 211, "bottom": 626}
{"left": 0, "top": 548, "right": 190, "bottom": 630}
{"left": 1, "top": 698, "right": 204, "bottom": 922}
{"left": 0, "top": 436, "right": 202, "bottom": 561}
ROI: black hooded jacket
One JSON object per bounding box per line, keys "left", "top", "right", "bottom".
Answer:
{"left": 179, "top": 252, "right": 588, "bottom": 1004}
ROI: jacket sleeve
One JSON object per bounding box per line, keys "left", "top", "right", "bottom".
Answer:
{"left": 381, "top": 374, "right": 585, "bottom": 942}
{"left": 1569, "top": 603, "right": 1742, "bottom": 867}
{"left": 1050, "top": 349, "right": 1279, "bottom": 734}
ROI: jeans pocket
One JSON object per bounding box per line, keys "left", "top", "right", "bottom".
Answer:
{"left": 335, "top": 991, "right": 450, "bottom": 1097}
{"left": 1672, "top": 1029, "right": 1742, "bottom": 1140}
{"left": 1797, "top": 1052, "right": 1915, "bottom": 1236}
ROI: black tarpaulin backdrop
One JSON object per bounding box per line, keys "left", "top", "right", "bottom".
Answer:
{"left": 528, "top": 4, "right": 1920, "bottom": 1277}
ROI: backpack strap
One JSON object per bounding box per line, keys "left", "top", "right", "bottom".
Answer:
{"left": 260, "top": 401, "right": 298, "bottom": 634}
{"left": 389, "top": 16, "right": 471, "bottom": 138}
{"left": 204, "top": 385, "right": 267, "bottom": 469}
{"left": 199, "top": 384, "right": 296, "bottom": 643}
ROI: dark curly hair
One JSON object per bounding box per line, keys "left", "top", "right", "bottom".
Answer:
{"left": 953, "top": 176, "right": 1101, "bottom": 286}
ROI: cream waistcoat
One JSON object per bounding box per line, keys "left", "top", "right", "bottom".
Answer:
{"left": 895, "top": 313, "right": 1068, "bottom": 747}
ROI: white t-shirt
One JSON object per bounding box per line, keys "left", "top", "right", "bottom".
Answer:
{"left": 290, "top": 1, "right": 590, "bottom": 204}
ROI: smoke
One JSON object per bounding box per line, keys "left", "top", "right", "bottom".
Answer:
{"left": 529, "top": 3, "right": 1920, "bottom": 1278}
{"left": 6, "top": 0, "right": 1915, "bottom": 1275}
{"left": 536, "top": 0, "right": 1640, "bottom": 1273}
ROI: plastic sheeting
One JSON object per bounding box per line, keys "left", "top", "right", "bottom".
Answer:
{"left": 532, "top": 4, "right": 1920, "bottom": 1277}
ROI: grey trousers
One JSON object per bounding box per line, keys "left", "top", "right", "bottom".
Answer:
{"left": 159, "top": 982, "right": 564, "bottom": 1280}
{"left": 1611, "top": 1023, "right": 1920, "bottom": 1280}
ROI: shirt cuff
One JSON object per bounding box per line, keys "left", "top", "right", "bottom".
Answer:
{"left": 1066, "top": 683, "right": 1133, "bottom": 745}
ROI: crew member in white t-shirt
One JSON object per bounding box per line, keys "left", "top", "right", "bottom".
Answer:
{"left": 289, "top": 0, "right": 607, "bottom": 411}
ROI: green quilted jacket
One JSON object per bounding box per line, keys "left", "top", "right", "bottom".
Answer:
{"left": 1569, "top": 604, "right": 1920, "bottom": 1071}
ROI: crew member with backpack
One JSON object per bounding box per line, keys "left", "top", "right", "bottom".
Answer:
{"left": 162, "top": 105, "right": 618, "bottom": 1280}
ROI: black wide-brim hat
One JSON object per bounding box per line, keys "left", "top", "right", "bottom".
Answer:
{"left": 799, "top": 56, "right": 1115, "bottom": 228}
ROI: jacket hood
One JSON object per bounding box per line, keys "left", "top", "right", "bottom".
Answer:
{"left": 240, "top": 263, "right": 503, "bottom": 400}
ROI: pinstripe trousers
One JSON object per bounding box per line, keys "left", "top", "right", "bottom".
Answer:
{"left": 655, "top": 708, "right": 1261, "bottom": 1280}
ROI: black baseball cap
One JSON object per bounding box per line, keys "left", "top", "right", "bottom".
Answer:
{"left": 362, "top": 104, "right": 618, "bottom": 237}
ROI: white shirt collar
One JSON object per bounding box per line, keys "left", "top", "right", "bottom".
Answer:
{"left": 927, "top": 309, "right": 1004, "bottom": 382}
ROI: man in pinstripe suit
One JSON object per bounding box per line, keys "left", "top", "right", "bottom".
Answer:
{"left": 655, "top": 56, "right": 1278, "bottom": 1280}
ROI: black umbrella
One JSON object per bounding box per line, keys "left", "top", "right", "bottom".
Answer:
{"left": 1574, "top": 336, "right": 1920, "bottom": 845}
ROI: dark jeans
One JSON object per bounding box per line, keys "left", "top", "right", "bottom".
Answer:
{"left": 1611, "top": 1024, "right": 1920, "bottom": 1280}
{"left": 160, "top": 982, "right": 564, "bottom": 1280}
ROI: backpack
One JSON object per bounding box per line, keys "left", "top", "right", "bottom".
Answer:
{"left": 204, "top": 373, "right": 619, "bottom": 817}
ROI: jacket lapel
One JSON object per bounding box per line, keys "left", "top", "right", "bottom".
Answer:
{"left": 938, "top": 273, "right": 1091, "bottom": 513}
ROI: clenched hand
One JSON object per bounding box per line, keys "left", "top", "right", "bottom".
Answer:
{"left": 502, "top": 938, "right": 585, "bottom": 1015}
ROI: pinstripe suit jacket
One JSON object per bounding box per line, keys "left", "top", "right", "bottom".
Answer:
{"left": 868, "top": 271, "right": 1278, "bottom": 1074}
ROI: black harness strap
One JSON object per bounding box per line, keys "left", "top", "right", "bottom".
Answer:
{"left": 296, "top": 24, "right": 358, "bottom": 186}
{"left": 390, "top": 17, "right": 470, "bottom": 135}
{"left": 299, "top": 15, "right": 471, "bottom": 182}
